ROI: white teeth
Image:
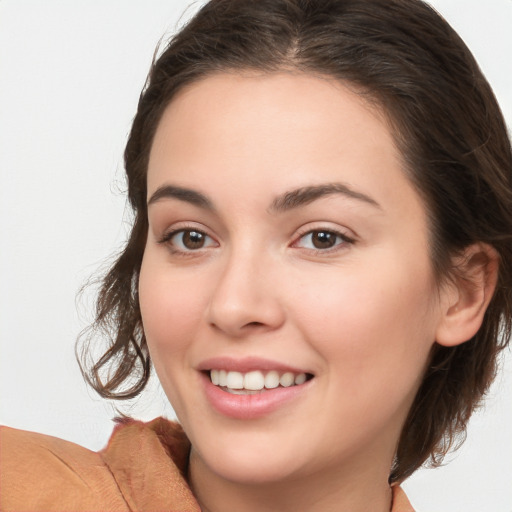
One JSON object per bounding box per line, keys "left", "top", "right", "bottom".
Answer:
{"left": 226, "top": 388, "right": 261, "bottom": 395}
{"left": 209, "top": 369, "right": 309, "bottom": 391}
{"left": 226, "top": 371, "right": 244, "bottom": 389}
{"left": 295, "top": 373, "right": 307, "bottom": 385}
{"left": 264, "top": 371, "right": 280, "bottom": 389}
{"left": 244, "top": 371, "right": 265, "bottom": 391}
{"left": 280, "top": 372, "right": 295, "bottom": 387}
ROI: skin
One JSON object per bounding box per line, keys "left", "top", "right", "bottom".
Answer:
{"left": 138, "top": 72, "right": 475, "bottom": 512}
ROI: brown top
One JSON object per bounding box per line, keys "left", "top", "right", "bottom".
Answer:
{"left": 0, "top": 417, "right": 414, "bottom": 511}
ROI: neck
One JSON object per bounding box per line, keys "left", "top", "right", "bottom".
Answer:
{"left": 188, "top": 448, "right": 393, "bottom": 512}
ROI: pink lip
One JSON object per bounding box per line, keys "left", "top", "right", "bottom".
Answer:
{"left": 197, "top": 356, "right": 310, "bottom": 374}
{"left": 197, "top": 357, "right": 313, "bottom": 420}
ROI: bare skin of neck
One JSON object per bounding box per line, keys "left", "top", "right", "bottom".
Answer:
{"left": 188, "top": 447, "right": 394, "bottom": 512}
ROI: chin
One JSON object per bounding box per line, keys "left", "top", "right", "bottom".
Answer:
{"left": 203, "top": 451, "right": 304, "bottom": 485}
{"left": 189, "top": 424, "right": 312, "bottom": 485}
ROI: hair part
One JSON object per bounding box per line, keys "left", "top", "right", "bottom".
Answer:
{"left": 77, "top": 0, "right": 512, "bottom": 483}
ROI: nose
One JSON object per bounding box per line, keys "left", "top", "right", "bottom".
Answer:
{"left": 206, "top": 249, "right": 286, "bottom": 338}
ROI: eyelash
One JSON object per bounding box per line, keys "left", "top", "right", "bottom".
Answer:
{"left": 292, "top": 228, "right": 355, "bottom": 254}
{"left": 157, "top": 225, "right": 216, "bottom": 256}
{"left": 157, "top": 226, "right": 355, "bottom": 256}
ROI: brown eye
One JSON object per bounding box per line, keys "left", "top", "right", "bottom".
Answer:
{"left": 294, "top": 229, "right": 352, "bottom": 251}
{"left": 182, "top": 230, "right": 206, "bottom": 249}
{"left": 166, "top": 229, "right": 217, "bottom": 251}
{"left": 310, "top": 231, "right": 337, "bottom": 249}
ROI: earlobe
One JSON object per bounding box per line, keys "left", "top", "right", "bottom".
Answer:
{"left": 435, "top": 243, "right": 499, "bottom": 347}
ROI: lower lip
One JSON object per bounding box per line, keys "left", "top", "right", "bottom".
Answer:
{"left": 201, "top": 373, "right": 312, "bottom": 420}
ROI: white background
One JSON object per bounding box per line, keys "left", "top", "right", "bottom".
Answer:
{"left": 0, "top": 1, "right": 511, "bottom": 511}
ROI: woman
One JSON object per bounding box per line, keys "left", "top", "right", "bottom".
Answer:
{"left": 1, "top": 0, "right": 511, "bottom": 510}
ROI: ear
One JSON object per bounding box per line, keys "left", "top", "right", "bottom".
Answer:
{"left": 436, "top": 243, "right": 499, "bottom": 347}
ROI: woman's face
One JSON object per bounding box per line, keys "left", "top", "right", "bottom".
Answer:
{"left": 139, "top": 72, "right": 446, "bottom": 485}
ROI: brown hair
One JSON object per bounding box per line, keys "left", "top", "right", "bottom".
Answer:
{"left": 77, "top": 0, "right": 512, "bottom": 483}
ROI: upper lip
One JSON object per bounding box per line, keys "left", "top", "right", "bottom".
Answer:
{"left": 196, "top": 356, "right": 312, "bottom": 375}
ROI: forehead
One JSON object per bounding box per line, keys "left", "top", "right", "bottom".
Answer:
{"left": 147, "top": 71, "right": 422, "bottom": 221}
{"left": 150, "top": 71, "right": 391, "bottom": 164}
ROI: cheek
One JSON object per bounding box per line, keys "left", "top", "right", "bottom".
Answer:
{"left": 138, "top": 253, "right": 214, "bottom": 418}
{"left": 138, "top": 254, "right": 207, "bottom": 359}
{"left": 292, "top": 257, "right": 438, "bottom": 390}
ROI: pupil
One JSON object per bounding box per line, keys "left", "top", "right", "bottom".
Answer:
{"left": 312, "top": 231, "right": 336, "bottom": 249}
{"left": 183, "top": 231, "right": 204, "bottom": 249}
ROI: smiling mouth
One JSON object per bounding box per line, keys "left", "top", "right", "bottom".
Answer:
{"left": 207, "top": 369, "right": 314, "bottom": 395}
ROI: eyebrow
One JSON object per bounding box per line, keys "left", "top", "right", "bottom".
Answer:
{"left": 147, "top": 182, "right": 381, "bottom": 213}
{"left": 147, "top": 185, "right": 215, "bottom": 210}
{"left": 269, "top": 182, "right": 381, "bottom": 213}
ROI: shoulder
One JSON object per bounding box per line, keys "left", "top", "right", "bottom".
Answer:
{"left": 0, "top": 424, "right": 129, "bottom": 511}
{"left": 0, "top": 418, "right": 200, "bottom": 512}
{"left": 98, "top": 417, "right": 200, "bottom": 511}
{"left": 391, "top": 485, "right": 416, "bottom": 512}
